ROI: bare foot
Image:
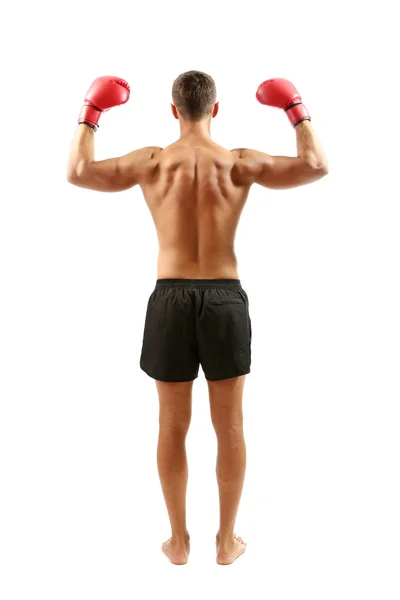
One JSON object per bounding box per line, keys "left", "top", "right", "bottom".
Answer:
{"left": 161, "top": 536, "right": 190, "bottom": 565}
{"left": 216, "top": 533, "right": 247, "bottom": 565}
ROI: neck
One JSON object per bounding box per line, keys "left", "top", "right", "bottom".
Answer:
{"left": 179, "top": 118, "right": 212, "bottom": 140}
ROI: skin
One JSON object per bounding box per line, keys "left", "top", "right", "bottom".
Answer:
{"left": 67, "top": 96, "right": 328, "bottom": 565}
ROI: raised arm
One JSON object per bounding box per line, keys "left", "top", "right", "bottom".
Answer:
{"left": 67, "top": 124, "right": 161, "bottom": 192}
{"left": 233, "top": 120, "right": 328, "bottom": 189}
{"left": 232, "top": 78, "right": 328, "bottom": 190}
{"left": 67, "top": 75, "right": 162, "bottom": 192}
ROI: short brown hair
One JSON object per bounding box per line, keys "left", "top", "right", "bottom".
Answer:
{"left": 172, "top": 70, "right": 217, "bottom": 121}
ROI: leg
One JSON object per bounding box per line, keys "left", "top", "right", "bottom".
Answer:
{"left": 208, "top": 375, "right": 247, "bottom": 565}
{"left": 157, "top": 380, "right": 193, "bottom": 565}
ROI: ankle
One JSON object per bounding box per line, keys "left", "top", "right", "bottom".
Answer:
{"left": 216, "top": 531, "right": 234, "bottom": 547}
{"left": 171, "top": 531, "right": 190, "bottom": 544}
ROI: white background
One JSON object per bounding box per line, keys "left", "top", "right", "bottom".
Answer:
{"left": 1, "top": 0, "right": 399, "bottom": 598}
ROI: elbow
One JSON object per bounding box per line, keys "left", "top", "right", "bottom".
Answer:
{"left": 67, "top": 160, "right": 93, "bottom": 186}
{"left": 316, "top": 162, "right": 329, "bottom": 179}
{"left": 305, "top": 156, "right": 329, "bottom": 180}
{"left": 319, "top": 160, "right": 329, "bottom": 177}
{"left": 67, "top": 171, "right": 78, "bottom": 185}
{"left": 67, "top": 167, "right": 89, "bottom": 187}
{"left": 67, "top": 163, "right": 82, "bottom": 185}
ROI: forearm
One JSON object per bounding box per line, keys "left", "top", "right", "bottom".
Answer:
{"left": 67, "top": 124, "right": 95, "bottom": 181}
{"left": 295, "top": 121, "right": 328, "bottom": 170}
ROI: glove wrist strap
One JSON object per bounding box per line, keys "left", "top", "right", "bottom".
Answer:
{"left": 285, "top": 102, "right": 311, "bottom": 127}
{"left": 78, "top": 104, "right": 101, "bottom": 131}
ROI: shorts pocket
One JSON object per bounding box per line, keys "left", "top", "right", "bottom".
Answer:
{"left": 209, "top": 299, "right": 244, "bottom": 305}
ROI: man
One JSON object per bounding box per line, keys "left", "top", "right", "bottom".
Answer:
{"left": 67, "top": 71, "right": 328, "bottom": 565}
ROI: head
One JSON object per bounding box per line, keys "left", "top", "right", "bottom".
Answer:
{"left": 171, "top": 70, "right": 218, "bottom": 123}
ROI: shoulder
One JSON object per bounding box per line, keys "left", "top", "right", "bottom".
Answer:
{"left": 137, "top": 146, "right": 164, "bottom": 160}
{"left": 230, "top": 148, "right": 270, "bottom": 185}
{"left": 230, "top": 148, "right": 263, "bottom": 167}
{"left": 230, "top": 148, "right": 245, "bottom": 159}
{"left": 148, "top": 146, "right": 164, "bottom": 155}
{"left": 230, "top": 148, "right": 261, "bottom": 170}
{"left": 230, "top": 148, "right": 265, "bottom": 161}
{"left": 120, "top": 147, "right": 163, "bottom": 169}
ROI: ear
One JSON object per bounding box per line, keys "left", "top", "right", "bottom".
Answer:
{"left": 212, "top": 102, "right": 219, "bottom": 118}
{"left": 171, "top": 104, "right": 179, "bottom": 120}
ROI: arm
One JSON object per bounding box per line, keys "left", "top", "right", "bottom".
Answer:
{"left": 233, "top": 120, "right": 328, "bottom": 190}
{"left": 67, "top": 123, "right": 162, "bottom": 192}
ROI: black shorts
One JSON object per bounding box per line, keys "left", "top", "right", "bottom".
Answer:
{"left": 140, "top": 279, "right": 252, "bottom": 382}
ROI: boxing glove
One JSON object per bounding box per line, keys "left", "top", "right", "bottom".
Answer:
{"left": 78, "top": 76, "right": 130, "bottom": 132}
{"left": 256, "top": 78, "right": 310, "bottom": 127}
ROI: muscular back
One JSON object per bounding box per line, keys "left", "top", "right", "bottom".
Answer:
{"left": 140, "top": 139, "right": 249, "bottom": 279}
{"left": 68, "top": 121, "right": 327, "bottom": 273}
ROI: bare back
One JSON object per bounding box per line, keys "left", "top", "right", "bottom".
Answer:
{"left": 140, "top": 139, "right": 249, "bottom": 279}
{"left": 68, "top": 120, "right": 327, "bottom": 276}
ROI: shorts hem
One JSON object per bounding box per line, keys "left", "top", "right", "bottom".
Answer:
{"left": 140, "top": 362, "right": 199, "bottom": 383}
{"left": 205, "top": 368, "right": 251, "bottom": 382}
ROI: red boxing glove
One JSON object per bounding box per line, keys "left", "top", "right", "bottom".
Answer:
{"left": 78, "top": 76, "right": 130, "bottom": 132}
{"left": 256, "top": 78, "right": 310, "bottom": 127}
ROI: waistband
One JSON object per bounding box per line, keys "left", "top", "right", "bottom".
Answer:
{"left": 155, "top": 278, "right": 242, "bottom": 289}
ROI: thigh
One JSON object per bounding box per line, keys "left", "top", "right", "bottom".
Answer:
{"left": 156, "top": 380, "right": 194, "bottom": 432}
{"left": 208, "top": 375, "right": 246, "bottom": 430}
